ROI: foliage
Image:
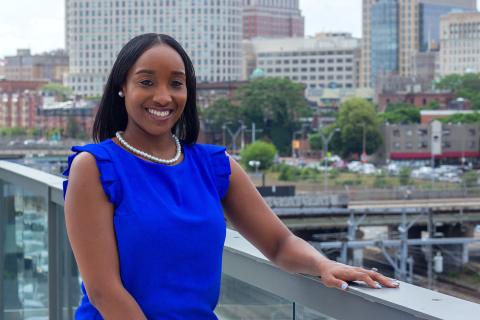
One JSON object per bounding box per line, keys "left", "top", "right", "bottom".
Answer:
{"left": 439, "top": 112, "right": 480, "bottom": 124}
{"left": 65, "top": 117, "right": 88, "bottom": 139}
{"left": 373, "top": 171, "right": 390, "bottom": 188}
{"left": 0, "top": 127, "right": 27, "bottom": 137}
{"left": 435, "top": 73, "right": 480, "bottom": 109}
{"left": 200, "top": 98, "right": 241, "bottom": 132}
{"left": 398, "top": 168, "right": 412, "bottom": 186}
{"left": 240, "top": 140, "right": 277, "bottom": 171}
{"left": 462, "top": 171, "right": 478, "bottom": 188}
{"left": 379, "top": 106, "right": 420, "bottom": 124}
{"left": 41, "top": 83, "right": 73, "bottom": 101}
{"left": 236, "top": 77, "right": 312, "bottom": 155}
{"left": 335, "top": 98, "right": 382, "bottom": 157}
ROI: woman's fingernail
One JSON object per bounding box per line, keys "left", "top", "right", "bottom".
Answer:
{"left": 392, "top": 281, "right": 400, "bottom": 286}
{"left": 341, "top": 282, "right": 349, "bottom": 290}
{"left": 375, "top": 283, "right": 382, "bottom": 289}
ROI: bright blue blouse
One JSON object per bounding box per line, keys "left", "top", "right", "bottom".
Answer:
{"left": 63, "top": 139, "right": 231, "bottom": 319}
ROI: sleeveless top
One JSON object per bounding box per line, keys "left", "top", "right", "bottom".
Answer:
{"left": 62, "top": 139, "right": 231, "bottom": 319}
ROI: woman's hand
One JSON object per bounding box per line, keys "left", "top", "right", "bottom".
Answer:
{"left": 316, "top": 259, "right": 400, "bottom": 290}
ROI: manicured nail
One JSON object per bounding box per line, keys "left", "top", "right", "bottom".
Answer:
{"left": 392, "top": 281, "right": 400, "bottom": 286}
{"left": 375, "top": 282, "right": 382, "bottom": 289}
{"left": 341, "top": 282, "right": 349, "bottom": 290}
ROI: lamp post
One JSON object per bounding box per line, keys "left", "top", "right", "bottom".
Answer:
{"left": 319, "top": 128, "right": 340, "bottom": 193}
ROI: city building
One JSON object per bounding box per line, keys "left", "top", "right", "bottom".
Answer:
{"left": 0, "top": 79, "right": 48, "bottom": 93}
{"left": 242, "top": 0, "right": 304, "bottom": 39}
{"left": 37, "top": 98, "right": 97, "bottom": 134}
{"left": 439, "top": 12, "right": 480, "bottom": 76}
{"left": 197, "top": 81, "right": 247, "bottom": 109}
{"left": 360, "top": 0, "right": 476, "bottom": 88}
{"left": 378, "top": 91, "right": 455, "bottom": 111}
{"left": 4, "top": 49, "right": 69, "bottom": 83}
{"left": 378, "top": 121, "right": 480, "bottom": 164}
{"left": 0, "top": 91, "right": 41, "bottom": 129}
{"left": 0, "top": 59, "right": 5, "bottom": 78}
{"left": 244, "top": 33, "right": 360, "bottom": 90}
{"left": 66, "top": 0, "right": 243, "bottom": 96}
{"left": 306, "top": 87, "right": 375, "bottom": 109}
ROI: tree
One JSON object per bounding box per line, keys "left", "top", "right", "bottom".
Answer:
{"left": 236, "top": 78, "right": 311, "bottom": 155}
{"left": 41, "top": 83, "right": 73, "bottom": 101}
{"left": 379, "top": 106, "right": 420, "bottom": 124}
{"left": 335, "top": 98, "right": 382, "bottom": 157}
{"left": 435, "top": 73, "right": 480, "bottom": 109}
{"left": 240, "top": 140, "right": 277, "bottom": 171}
{"left": 200, "top": 98, "right": 241, "bottom": 132}
{"left": 399, "top": 168, "right": 411, "bottom": 186}
{"left": 462, "top": 171, "right": 478, "bottom": 188}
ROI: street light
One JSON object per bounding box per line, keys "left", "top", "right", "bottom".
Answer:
{"left": 319, "top": 128, "right": 340, "bottom": 193}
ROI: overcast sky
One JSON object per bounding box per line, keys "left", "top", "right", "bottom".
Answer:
{"left": 0, "top": 0, "right": 478, "bottom": 58}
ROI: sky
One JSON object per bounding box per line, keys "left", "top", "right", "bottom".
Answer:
{"left": 0, "top": 0, "right": 478, "bottom": 58}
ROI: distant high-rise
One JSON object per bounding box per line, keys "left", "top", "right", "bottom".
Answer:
{"left": 360, "top": 0, "right": 476, "bottom": 88}
{"left": 242, "top": 0, "right": 304, "bottom": 39}
{"left": 439, "top": 12, "right": 480, "bottom": 76}
{"left": 66, "top": 0, "right": 243, "bottom": 96}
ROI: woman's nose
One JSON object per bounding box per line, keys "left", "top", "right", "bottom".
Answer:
{"left": 152, "top": 86, "right": 173, "bottom": 106}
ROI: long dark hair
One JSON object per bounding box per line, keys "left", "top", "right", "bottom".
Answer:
{"left": 92, "top": 33, "right": 199, "bottom": 144}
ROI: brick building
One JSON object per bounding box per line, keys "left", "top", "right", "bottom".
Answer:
{"left": 243, "top": 0, "right": 304, "bottom": 39}
{"left": 378, "top": 91, "right": 455, "bottom": 112}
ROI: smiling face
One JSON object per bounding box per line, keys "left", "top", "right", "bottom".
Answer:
{"left": 122, "top": 44, "right": 187, "bottom": 138}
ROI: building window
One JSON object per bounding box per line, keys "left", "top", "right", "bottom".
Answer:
{"left": 469, "top": 128, "right": 476, "bottom": 136}
{"left": 417, "top": 129, "right": 428, "bottom": 136}
{"left": 418, "top": 141, "right": 428, "bottom": 149}
{"left": 405, "top": 129, "right": 413, "bottom": 136}
{"left": 406, "top": 142, "right": 413, "bottom": 149}
{"left": 443, "top": 141, "right": 451, "bottom": 148}
{"left": 393, "top": 129, "right": 400, "bottom": 137}
{"left": 393, "top": 141, "right": 401, "bottom": 150}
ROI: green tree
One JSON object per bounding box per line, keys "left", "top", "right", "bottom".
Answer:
{"left": 379, "top": 106, "right": 420, "bottom": 124}
{"left": 336, "top": 98, "right": 382, "bottom": 157}
{"left": 41, "top": 83, "right": 73, "bottom": 101}
{"left": 399, "top": 168, "right": 412, "bottom": 186}
{"left": 240, "top": 140, "right": 277, "bottom": 171}
{"left": 200, "top": 98, "right": 241, "bottom": 132}
{"left": 236, "top": 77, "right": 311, "bottom": 155}
{"left": 462, "top": 171, "right": 478, "bottom": 188}
{"left": 435, "top": 73, "right": 480, "bottom": 109}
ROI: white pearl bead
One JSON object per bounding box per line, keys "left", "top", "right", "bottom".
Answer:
{"left": 115, "top": 131, "right": 181, "bottom": 164}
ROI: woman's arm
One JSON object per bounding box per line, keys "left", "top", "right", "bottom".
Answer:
{"left": 222, "top": 157, "right": 399, "bottom": 290}
{"left": 64, "top": 152, "right": 146, "bottom": 319}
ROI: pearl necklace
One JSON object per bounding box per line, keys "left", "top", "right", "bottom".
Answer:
{"left": 115, "top": 131, "right": 182, "bottom": 164}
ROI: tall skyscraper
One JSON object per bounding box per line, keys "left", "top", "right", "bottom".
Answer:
{"left": 242, "top": 0, "right": 304, "bottom": 39}
{"left": 66, "top": 0, "right": 243, "bottom": 96}
{"left": 360, "top": 0, "right": 476, "bottom": 88}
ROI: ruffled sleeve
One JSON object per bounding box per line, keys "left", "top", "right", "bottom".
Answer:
{"left": 202, "top": 144, "right": 231, "bottom": 200}
{"left": 62, "top": 144, "right": 122, "bottom": 207}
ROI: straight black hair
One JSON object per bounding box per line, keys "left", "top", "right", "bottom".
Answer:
{"left": 92, "top": 33, "right": 199, "bottom": 144}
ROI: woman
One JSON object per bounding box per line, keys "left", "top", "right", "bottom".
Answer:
{"left": 63, "top": 33, "right": 399, "bottom": 320}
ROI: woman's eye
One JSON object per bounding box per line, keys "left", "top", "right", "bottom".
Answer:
{"left": 171, "top": 80, "right": 184, "bottom": 87}
{"left": 139, "top": 80, "right": 153, "bottom": 86}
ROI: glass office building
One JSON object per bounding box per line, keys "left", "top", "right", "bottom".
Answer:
{"left": 370, "top": 0, "right": 398, "bottom": 87}
{"left": 419, "top": 3, "right": 474, "bottom": 52}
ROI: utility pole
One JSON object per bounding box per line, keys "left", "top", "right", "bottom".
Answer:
{"left": 319, "top": 128, "right": 340, "bottom": 193}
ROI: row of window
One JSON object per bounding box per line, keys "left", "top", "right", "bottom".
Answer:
{"left": 258, "top": 50, "right": 356, "bottom": 58}
{"left": 392, "top": 140, "right": 476, "bottom": 150}
{"left": 258, "top": 58, "right": 354, "bottom": 65}
{"left": 264, "top": 67, "right": 354, "bottom": 74}
{"left": 393, "top": 128, "right": 477, "bottom": 137}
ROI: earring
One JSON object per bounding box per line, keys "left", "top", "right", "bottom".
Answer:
{"left": 118, "top": 91, "right": 124, "bottom": 98}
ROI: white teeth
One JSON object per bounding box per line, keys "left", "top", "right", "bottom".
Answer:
{"left": 147, "top": 108, "right": 171, "bottom": 117}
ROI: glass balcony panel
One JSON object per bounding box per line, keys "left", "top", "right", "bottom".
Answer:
{"left": 294, "top": 303, "right": 337, "bottom": 320}
{"left": 217, "top": 274, "right": 294, "bottom": 319}
{"left": 1, "top": 180, "right": 49, "bottom": 319}
{"left": 57, "top": 203, "right": 82, "bottom": 320}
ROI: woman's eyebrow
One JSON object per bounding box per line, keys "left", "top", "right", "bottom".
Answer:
{"left": 135, "top": 69, "right": 155, "bottom": 75}
{"left": 171, "top": 70, "right": 186, "bottom": 76}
